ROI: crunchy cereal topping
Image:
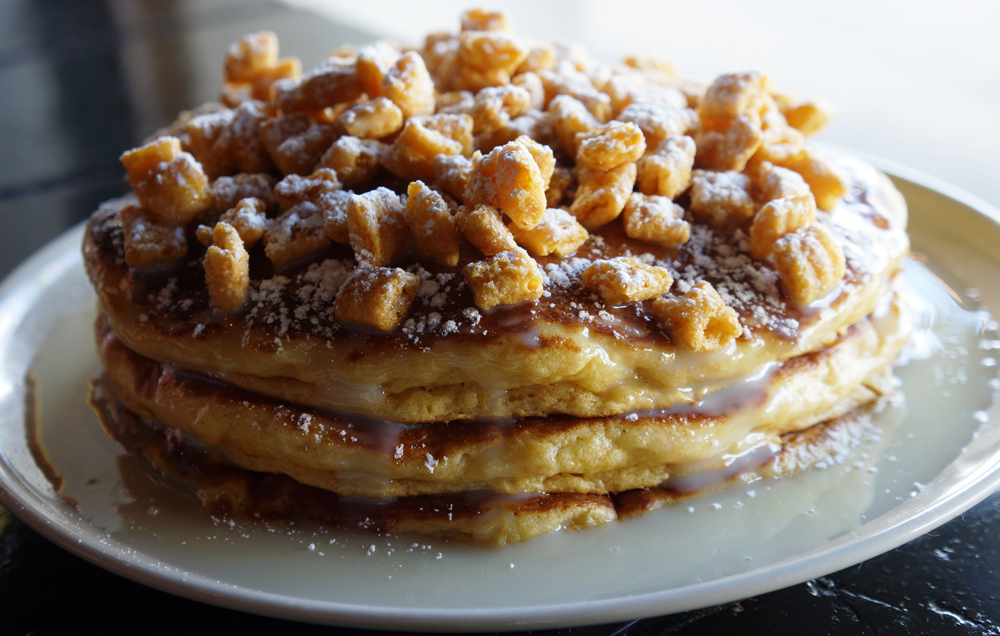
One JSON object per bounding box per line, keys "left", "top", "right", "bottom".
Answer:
{"left": 636, "top": 135, "right": 696, "bottom": 200}
{"left": 110, "top": 20, "right": 862, "bottom": 343}
{"left": 508, "top": 207, "right": 589, "bottom": 257}
{"left": 347, "top": 187, "right": 410, "bottom": 266}
{"left": 259, "top": 113, "right": 335, "bottom": 176}
{"left": 570, "top": 162, "right": 637, "bottom": 228}
{"left": 581, "top": 256, "right": 673, "bottom": 305}
{"left": 120, "top": 137, "right": 213, "bottom": 225}
{"left": 264, "top": 200, "right": 331, "bottom": 269}
{"left": 337, "top": 97, "right": 404, "bottom": 139}
{"left": 119, "top": 204, "right": 187, "bottom": 267}
{"left": 465, "top": 140, "right": 546, "bottom": 229}
{"left": 651, "top": 282, "right": 742, "bottom": 352}
{"left": 688, "top": 169, "right": 755, "bottom": 223}
{"left": 622, "top": 193, "right": 690, "bottom": 247}
{"left": 334, "top": 266, "right": 419, "bottom": 331}
{"left": 456, "top": 204, "right": 518, "bottom": 255}
{"left": 212, "top": 173, "right": 277, "bottom": 213}
{"left": 749, "top": 194, "right": 817, "bottom": 260}
{"left": 575, "top": 121, "right": 646, "bottom": 171}
{"left": 319, "top": 136, "right": 385, "bottom": 188}
{"left": 406, "top": 181, "right": 460, "bottom": 266}
{"left": 775, "top": 147, "right": 848, "bottom": 211}
{"left": 219, "top": 197, "right": 268, "bottom": 249}
{"left": 204, "top": 222, "right": 250, "bottom": 312}
{"left": 773, "top": 224, "right": 846, "bottom": 304}
{"left": 463, "top": 248, "right": 543, "bottom": 310}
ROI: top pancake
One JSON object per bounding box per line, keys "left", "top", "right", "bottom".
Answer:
{"left": 85, "top": 149, "right": 907, "bottom": 423}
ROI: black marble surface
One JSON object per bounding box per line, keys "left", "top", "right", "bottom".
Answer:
{"left": 1, "top": 1, "right": 999, "bottom": 633}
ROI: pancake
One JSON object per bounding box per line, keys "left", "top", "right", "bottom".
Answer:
{"left": 82, "top": 11, "right": 914, "bottom": 545}
{"left": 91, "top": 375, "right": 897, "bottom": 546}
{"left": 96, "top": 285, "right": 907, "bottom": 498}
{"left": 84, "top": 153, "right": 906, "bottom": 423}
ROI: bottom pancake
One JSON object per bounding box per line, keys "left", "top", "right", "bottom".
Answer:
{"left": 90, "top": 376, "right": 898, "bottom": 546}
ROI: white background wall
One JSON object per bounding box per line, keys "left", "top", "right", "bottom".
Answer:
{"left": 285, "top": 0, "right": 1000, "bottom": 212}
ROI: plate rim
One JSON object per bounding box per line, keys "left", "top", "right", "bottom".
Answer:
{"left": 2, "top": 157, "right": 1000, "bottom": 631}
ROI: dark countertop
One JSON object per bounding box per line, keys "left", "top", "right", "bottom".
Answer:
{"left": 1, "top": 1, "right": 999, "bottom": 633}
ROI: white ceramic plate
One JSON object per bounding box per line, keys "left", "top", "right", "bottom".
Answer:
{"left": 1, "top": 160, "right": 999, "bottom": 632}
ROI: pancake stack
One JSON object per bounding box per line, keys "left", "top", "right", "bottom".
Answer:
{"left": 84, "top": 10, "right": 911, "bottom": 545}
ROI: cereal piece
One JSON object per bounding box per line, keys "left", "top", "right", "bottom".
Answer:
{"left": 474, "top": 108, "right": 551, "bottom": 153}
{"left": 753, "top": 124, "right": 805, "bottom": 165}
{"left": 774, "top": 93, "right": 836, "bottom": 136}
{"left": 355, "top": 41, "right": 400, "bottom": 97}
{"left": 695, "top": 114, "right": 764, "bottom": 172}
{"left": 212, "top": 173, "right": 277, "bottom": 214}
{"left": 421, "top": 113, "right": 475, "bottom": 155}
{"left": 347, "top": 188, "right": 410, "bottom": 266}
{"left": 274, "top": 168, "right": 341, "bottom": 210}
{"left": 272, "top": 58, "right": 364, "bottom": 112}
{"left": 616, "top": 102, "right": 695, "bottom": 149}
{"left": 382, "top": 51, "right": 436, "bottom": 118}
{"left": 222, "top": 32, "right": 302, "bottom": 104}
{"left": 219, "top": 197, "right": 268, "bottom": 248}
{"left": 382, "top": 118, "right": 465, "bottom": 182}
{"left": 119, "top": 204, "right": 188, "bottom": 267}
{"left": 576, "top": 121, "right": 646, "bottom": 171}
{"left": 511, "top": 71, "right": 545, "bottom": 109}
{"left": 545, "top": 165, "right": 574, "bottom": 207}
{"left": 688, "top": 170, "right": 755, "bottom": 223}
{"left": 697, "top": 71, "right": 771, "bottom": 128}
{"left": 187, "top": 104, "right": 275, "bottom": 178}
{"left": 183, "top": 109, "right": 236, "bottom": 179}
{"left": 465, "top": 141, "right": 546, "bottom": 230}
{"left": 623, "top": 54, "right": 680, "bottom": 86}
{"left": 508, "top": 208, "right": 588, "bottom": 257}
{"left": 456, "top": 204, "right": 518, "bottom": 256}
{"left": 120, "top": 137, "right": 213, "bottom": 225}
{"left": 569, "top": 162, "right": 637, "bottom": 229}
{"left": 581, "top": 257, "right": 673, "bottom": 306}
{"left": 263, "top": 202, "right": 331, "bottom": 268}
{"left": 463, "top": 248, "right": 543, "bottom": 310}
{"left": 538, "top": 69, "right": 612, "bottom": 122}
{"left": 775, "top": 147, "right": 849, "bottom": 211}
{"left": 595, "top": 69, "right": 644, "bottom": 117}
{"left": 259, "top": 113, "right": 335, "bottom": 175}
{"left": 455, "top": 31, "right": 528, "bottom": 91}
{"left": 548, "top": 94, "right": 599, "bottom": 158}
{"left": 322, "top": 190, "right": 353, "bottom": 244}
{"left": 406, "top": 181, "right": 460, "bottom": 266}
{"left": 317, "top": 136, "right": 385, "bottom": 188}
{"left": 773, "top": 224, "right": 846, "bottom": 304}
{"left": 421, "top": 31, "right": 459, "bottom": 79}
{"left": 196, "top": 224, "right": 214, "bottom": 247}
{"left": 435, "top": 90, "right": 475, "bottom": 113}
{"left": 749, "top": 194, "right": 817, "bottom": 260}
{"left": 224, "top": 32, "right": 278, "bottom": 83}
{"left": 513, "top": 135, "right": 555, "bottom": 190}
{"left": 470, "top": 85, "right": 532, "bottom": 135}
{"left": 460, "top": 8, "right": 512, "bottom": 32}
{"left": 516, "top": 42, "right": 557, "bottom": 74}
{"left": 622, "top": 193, "right": 690, "bottom": 247}
{"left": 433, "top": 153, "right": 475, "bottom": 200}
{"left": 204, "top": 222, "right": 249, "bottom": 312}
{"left": 651, "top": 282, "right": 742, "bottom": 353}
{"left": 334, "top": 266, "right": 419, "bottom": 331}
{"left": 636, "top": 135, "right": 696, "bottom": 200}
{"left": 753, "top": 161, "right": 814, "bottom": 203}
{"left": 337, "top": 97, "right": 404, "bottom": 139}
